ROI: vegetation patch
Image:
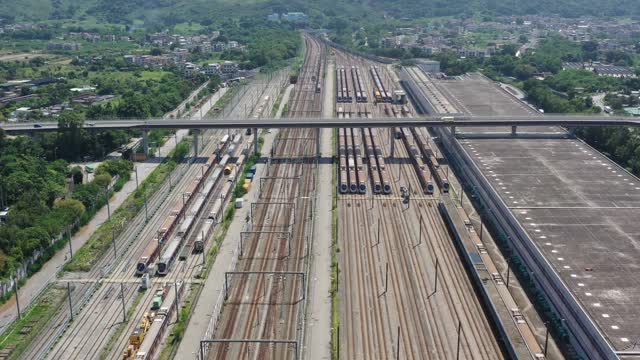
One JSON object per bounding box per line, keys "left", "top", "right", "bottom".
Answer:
{"left": 64, "top": 139, "right": 191, "bottom": 272}
{"left": 0, "top": 284, "right": 66, "bottom": 359}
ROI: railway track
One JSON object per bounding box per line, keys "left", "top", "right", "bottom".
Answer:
{"left": 205, "top": 34, "right": 324, "bottom": 360}
{"left": 23, "top": 137, "right": 202, "bottom": 359}
{"left": 334, "top": 46, "right": 505, "bottom": 359}
{"left": 103, "top": 75, "right": 289, "bottom": 360}
{"left": 30, "top": 72, "right": 284, "bottom": 360}
{"left": 43, "top": 132, "right": 224, "bottom": 360}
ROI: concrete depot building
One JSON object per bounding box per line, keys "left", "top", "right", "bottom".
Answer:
{"left": 401, "top": 69, "right": 640, "bottom": 359}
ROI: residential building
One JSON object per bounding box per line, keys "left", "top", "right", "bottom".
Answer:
{"left": 47, "top": 42, "right": 81, "bottom": 51}
{"left": 221, "top": 61, "right": 239, "bottom": 79}
{"left": 267, "top": 13, "right": 280, "bottom": 22}
{"left": 183, "top": 63, "right": 200, "bottom": 77}
{"left": 204, "top": 63, "right": 222, "bottom": 77}
{"left": 282, "top": 12, "right": 309, "bottom": 24}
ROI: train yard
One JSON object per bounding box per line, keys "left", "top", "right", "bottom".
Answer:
{"left": 333, "top": 49, "right": 505, "bottom": 359}
{"left": 9, "top": 30, "right": 634, "bottom": 360}
{"left": 200, "top": 35, "right": 324, "bottom": 360}
{"left": 12, "top": 69, "right": 288, "bottom": 360}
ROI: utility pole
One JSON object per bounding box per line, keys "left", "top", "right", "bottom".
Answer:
{"left": 544, "top": 322, "right": 550, "bottom": 356}
{"left": 417, "top": 214, "right": 423, "bottom": 246}
{"left": 13, "top": 277, "right": 21, "bottom": 320}
{"left": 383, "top": 262, "right": 389, "bottom": 295}
{"left": 134, "top": 167, "right": 139, "bottom": 189}
{"left": 120, "top": 283, "right": 126, "bottom": 322}
{"left": 67, "top": 282, "right": 73, "bottom": 320}
{"left": 106, "top": 191, "right": 111, "bottom": 221}
{"left": 506, "top": 257, "right": 511, "bottom": 288}
{"left": 456, "top": 320, "right": 462, "bottom": 360}
{"left": 396, "top": 326, "right": 401, "bottom": 360}
{"left": 433, "top": 258, "right": 439, "bottom": 295}
{"left": 174, "top": 282, "right": 180, "bottom": 322}
{"left": 68, "top": 227, "right": 74, "bottom": 258}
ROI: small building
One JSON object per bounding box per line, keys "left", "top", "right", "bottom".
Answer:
{"left": 46, "top": 42, "right": 81, "bottom": 51}
{"left": 267, "top": 13, "right": 280, "bottom": 22}
{"left": 204, "top": 63, "right": 221, "bottom": 77}
{"left": 417, "top": 60, "right": 440, "bottom": 73}
{"left": 281, "top": 12, "right": 309, "bottom": 24}
{"left": 14, "top": 107, "right": 32, "bottom": 119}
{"left": 70, "top": 86, "right": 97, "bottom": 93}
{"left": 183, "top": 63, "right": 200, "bottom": 77}
{"left": 624, "top": 107, "right": 640, "bottom": 117}
{"left": 221, "top": 61, "right": 239, "bottom": 79}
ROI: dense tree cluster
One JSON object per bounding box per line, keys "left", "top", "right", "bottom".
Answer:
{"left": 216, "top": 20, "right": 301, "bottom": 71}
{"left": 0, "top": 129, "right": 132, "bottom": 278}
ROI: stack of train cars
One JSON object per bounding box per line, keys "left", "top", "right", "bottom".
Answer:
{"left": 400, "top": 128, "right": 434, "bottom": 194}
{"left": 314, "top": 53, "right": 324, "bottom": 94}
{"left": 410, "top": 128, "right": 449, "bottom": 193}
{"left": 336, "top": 67, "right": 353, "bottom": 103}
{"left": 135, "top": 135, "right": 236, "bottom": 277}
{"left": 370, "top": 66, "right": 392, "bottom": 103}
{"left": 351, "top": 66, "right": 368, "bottom": 103}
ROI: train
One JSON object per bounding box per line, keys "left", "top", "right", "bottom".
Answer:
{"left": 252, "top": 96, "right": 270, "bottom": 118}
{"left": 315, "top": 51, "right": 324, "bottom": 94}
{"left": 400, "top": 128, "right": 434, "bottom": 195}
{"left": 370, "top": 66, "right": 392, "bottom": 103}
{"left": 361, "top": 128, "right": 382, "bottom": 193}
{"left": 135, "top": 134, "right": 235, "bottom": 276}
{"left": 336, "top": 67, "right": 353, "bottom": 103}
{"left": 194, "top": 180, "right": 233, "bottom": 252}
{"left": 410, "top": 128, "right": 449, "bottom": 193}
{"left": 369, "top": 128, "right": 392, "bottom": 194}
{"left": 351, "top": 66, "right": 368, "bottom": 103}
{"left": 337, "top": 128, "right": 349, "bottom": 193}
{"left": 351, "top": 128, "right": 367, "bottom": 194}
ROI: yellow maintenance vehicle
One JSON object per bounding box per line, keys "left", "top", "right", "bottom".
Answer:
{"left": 122, "top": 312, "right": 154, "bottom": 359}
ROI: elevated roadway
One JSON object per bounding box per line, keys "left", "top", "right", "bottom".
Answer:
{"left": 1, "top": 115, "right": 639, "bottom": 133}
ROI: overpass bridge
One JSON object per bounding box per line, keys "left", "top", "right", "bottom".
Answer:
{"left": 2, "top": 115, "right": 638, "bottom": 155}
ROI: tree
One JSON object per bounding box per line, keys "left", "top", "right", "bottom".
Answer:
{"left": 71, "top": 166, "right": 84, "bottom": 185}
{"left": 53, "top": 198, "right": 85, "bottom": 223}
{"left": 93, "top": 173, "right": 112, "bottom": 189}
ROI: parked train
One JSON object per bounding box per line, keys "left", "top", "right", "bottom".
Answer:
{"left": 135, "top": 134, "right": 235, "bottom": 276}
{"left": 400, "top": 128, "right": 435, "bottom": 195}
{"left": 370, "top": 66, "right": 392, "bottom": 103}
{"left": 410, "top": 128, "right": 449, "bottom": 193}
{"left": 351, "top": 66, "right": 368, "bottom": 103}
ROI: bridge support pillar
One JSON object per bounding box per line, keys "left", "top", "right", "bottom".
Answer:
{"left": 253, "top": 128, "right": 259, "bottom": 155}
{"left": 511, "top": 125, "right": 517, "bottom": 136}
{"left": 316, "top": 128, "right": 321, "bottom": 158}
{"left": 450, "top": 126, "right": 456, "bottom": 136}
{"left": 193, "top": 129, "right": 200, "bottom": 157}
{"left": 390, "top": 129, "right": 395, "bottom": 157}
{"left": 142, "top": 130, "right": 149, "bottom": 156}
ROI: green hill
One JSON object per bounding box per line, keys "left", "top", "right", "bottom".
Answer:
{"left": 0, "top": 0, "right": 639, "bottom": 26}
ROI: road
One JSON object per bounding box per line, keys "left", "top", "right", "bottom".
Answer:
{"left": 0, "top": 83, "right": 227, "bottom": 335}
{"left": 3, "top": 115, "right": 638, "bottom": 133}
